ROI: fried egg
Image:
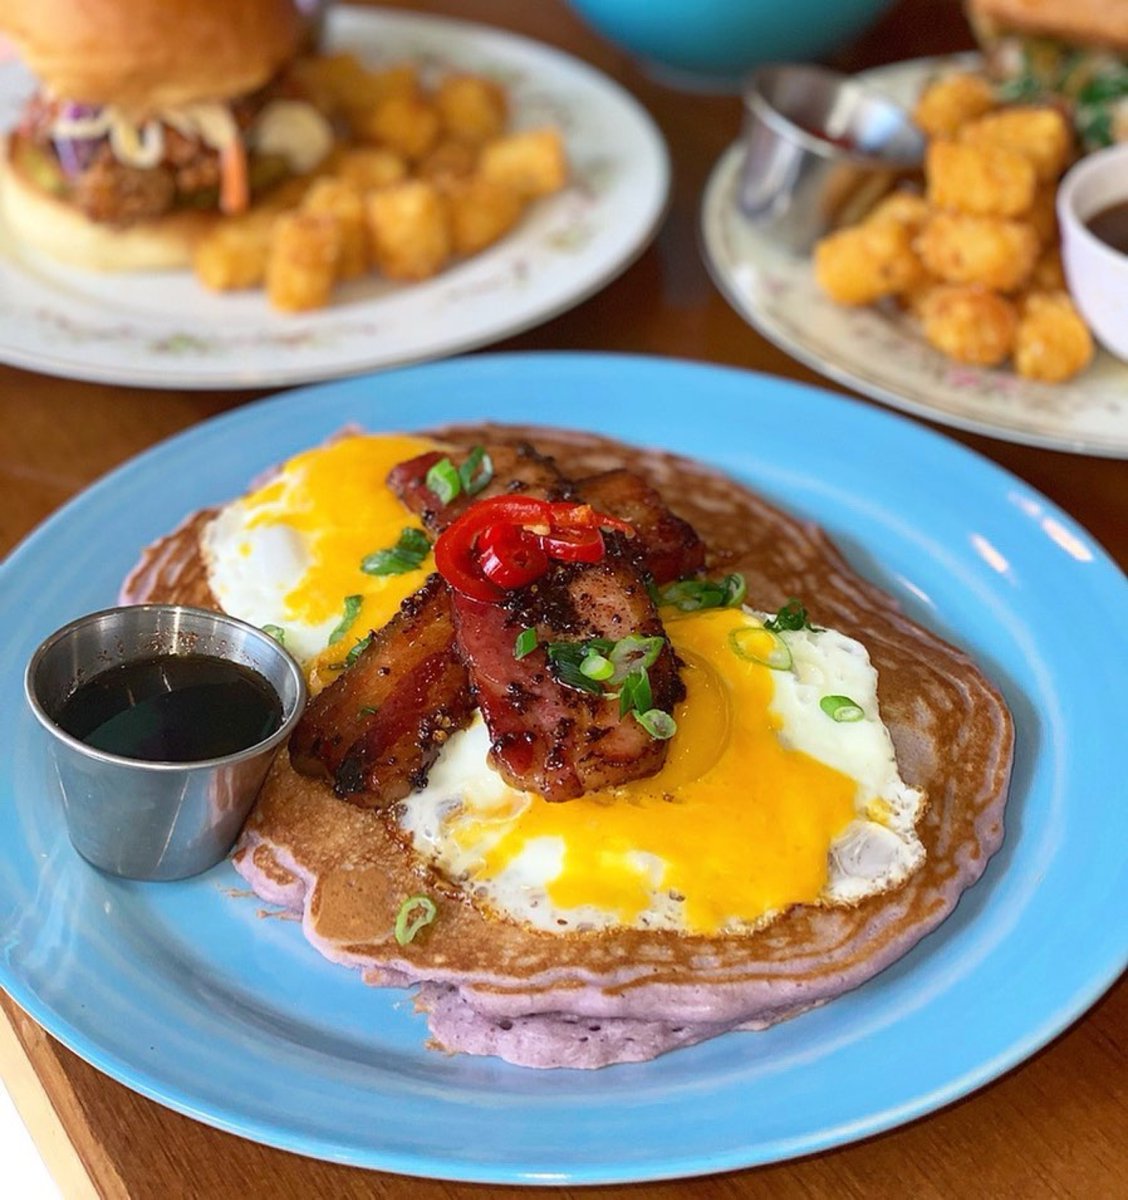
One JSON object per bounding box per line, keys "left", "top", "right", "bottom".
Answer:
{"left": 203, "top": 433, "right": 926, "bottom": 939}
{"left": 399, "top": 606, "right": 925, "bottom": 936}
{"left": 201, "top": 433, "right": 440, "bottom": 680}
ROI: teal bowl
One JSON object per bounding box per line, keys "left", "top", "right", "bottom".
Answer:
{"left": 565, "top": 0, "right": 895, "bottom": 89}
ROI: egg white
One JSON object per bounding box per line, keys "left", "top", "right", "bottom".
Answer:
{"left": 398, "top": 611, "right": 926, "bottom": 935}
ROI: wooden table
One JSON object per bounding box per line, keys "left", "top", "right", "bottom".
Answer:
{"left": 1, "top": 1, "right": 1124, "bottom": 1196}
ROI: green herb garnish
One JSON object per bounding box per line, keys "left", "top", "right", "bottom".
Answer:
{"left": 617, "top": 665, "right": 653, "bottom": 718}
{"left": 607, "top": 634, "right": 664, "bottom": 684}
{"left": 262, "top": 624, "right": 286, "bottom": 645}
{"left": 394, "top": 895, "right": 437, "bottom": 945}
{"left": 728, "top": 625, "right": 793, "bottom": 670}
{"left": 634, "top": 708, "right": 677, "bottom": 740}
{"left": 458, "top": 446, "right": 493, "bottom": 496}
{"left": 763, "top": 598, "right": 821, "bottom": 633}
{"left": 344, "top": 631, "right": 374, "bottom": 668}
{"left": 820, "top": 695, "right": 865, "bottom": 723}
{"left": 358, "top": 705, "right": 377, "bottom": 717}
{"left": 328, "top": 594, "right": 363, "bottom": 645}
{"left": 657, "top": 573, "right": 746, "bottom": 612}
{"left": 514, "top": 626, "right": 538, "bottom": 659}
{"left": 361, "top": 526, "right": 431, "bottom": 576}
{"left": 579, "top": 651, "right": 614, "bottom": 681}
{"left": 425, "top": 457, "right": 461, "bottom": 505}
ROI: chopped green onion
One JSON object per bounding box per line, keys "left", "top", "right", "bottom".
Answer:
{"left": 514, "top": 627, "right": 538, "bottom": 659}
{"left": 608, "top": 634, "right": 664, "bottom": 684}
{"left": 361, "top": 526, "right": 430, "bottom": 576}
{"left": 262, "top": 624, "right": 286, "bottom": 645}
{"left": 763, "top": 598, "right": 821, "bottom": 633}
{"left": 635, "top": 708, "right": 677, "bottom": 740}
{"left": 729, "top": 625, "right": 793, "bottom": 670}
{"left": 618, "top": 665, "right": 653, "bottom": 718}
{"left": 545, "top": 638, "right": 613, "bottom": 694}
{"left": 820, "top": 695, "right": 865, "bottom": 723}
{"left": 458, "top": 446, "right": 494, "bottom": 496}
{"left": 328, "top": 594, "right": 363, "bottom": 645}
{"left": 394, "top": 895, "right": 437, "bottom": 945}
{"left": 344, "top": 631, "right": 374, "bottom": 668}
{"left": 580, "top": 652, "right": 614, "bottom": 681}
{"left": 358, "top": 705, "right": 377, "bottom": 717}
{"left": 426, "top": 457, "right": 461, "bottom": 505}
{"left": 658, "top": 573, "right": 746, "bottom": 612}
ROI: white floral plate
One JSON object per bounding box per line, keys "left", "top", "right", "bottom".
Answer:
{"left": 700, "top": 56, "right": 1128, "bottom": 458}
{"left": 0, "top": 6, "right": 668, "bottom": 389}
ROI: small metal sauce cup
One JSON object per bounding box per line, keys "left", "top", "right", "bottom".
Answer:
{"left": 25, "top": 605, "right": 307, "bottom": 882}
{"left": 738, "top": 63, "right": 925, "bottom": 254}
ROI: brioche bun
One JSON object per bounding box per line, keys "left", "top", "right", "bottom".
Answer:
{"left": 1, "top": 135, "right": 216, "bottom": 270}
{"left": 0, "top": 0, "right": 305, "bottom": 112}
{"left": 968, "top": 0, "right": 1128, "bottom": 54}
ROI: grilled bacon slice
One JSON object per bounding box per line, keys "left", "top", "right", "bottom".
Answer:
{"left": 574, "top": 469, "right": 705, "bottom": 585}
{"left": 387, "top": 441, "right": 568, "bottom": 533}
{"left": 451, "top": 555, "right": 685, "bottom": 802}
{"left": 289, "top": 575, "right": 474, "bottom": 804}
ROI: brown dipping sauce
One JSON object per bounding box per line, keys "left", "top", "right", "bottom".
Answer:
{"left": 1086, "top": 200, "right": 1128, "bottom": 255}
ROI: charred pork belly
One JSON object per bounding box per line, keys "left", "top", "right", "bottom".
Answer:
{"left": 454, "top": 555, "right": 685, "bottom": 801}
{"left": 289, "top": 575, "right": 474, "bottom": 804}
{"left": 390, "top": 443, "right": 691, "bottom": 802}
{"left": 574, "top": 469, "right": 705, "bottom": 585}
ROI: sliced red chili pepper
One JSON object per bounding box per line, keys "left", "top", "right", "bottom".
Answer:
{"left": 479, "top": 522, "right": 548, "bottom": 587}
{"left": 433, "top": 494, "right": 635, "bottom": 600}
{"left": 539, "top": 526, "right": 605, "bottom": 563}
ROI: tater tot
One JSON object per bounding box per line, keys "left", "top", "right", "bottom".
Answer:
{"left": 365, "top": 179, "right": 450, "bottom": 280}
{"left": 912, "top": 72, "right": 996, "bottom": 138}
{"left": 1014, "top": 291, "right": 1094, "bottom": 382}
{"left": 919, "top": 285, "right": 1018, "bottom": 365}
{"left": 301, "top": 177, "right": 369, "bottom": 280}
{"left": 266, "top": 212, "right": 341, "bottom": 312}
{"left": 355, "top": 94, "right": 441, "bottom": 161}
{"left": 479, "top": 129, "right": 567, "bottom": 199}
{"left": 418, "top": 139, "right": 479, "bottom": 185}
{"left": 1025, "top": 184, "right": 1058, "bottom": 245}
{"left": 193, "top": 210, "right": 277, "bottom": 291}
{"left": 926, "top": 139, "right": 1036, "bottom": 217}
{"left": 444, "top": 173, "right": 524, "bottom": 256}
{"left": 865, "top": 189, "right": 931, "bottom": 235}
{"left": 330, "top": 146, "right": 407, "bottom": 192}
{"left": 814, "top": 220, "right": 925, "bottom": 305}
{"left": 294, "top": 55, "right": 417, "bottom": 120}
{"left": 1029, "top": 245, "right": 1066, "bottom": 292}
{"left": 916, "top": 211, "right": 1040, "bottom": 292}
{"left": 959, "top": 107, "right": 1072, "bottom": 182}
{"left": 435, "top": 74, "right": 508, "bottom": 145}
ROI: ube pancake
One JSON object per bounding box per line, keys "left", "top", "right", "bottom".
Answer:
{"left": 120, "top": 425, "right": 1013, "bottom": 1069}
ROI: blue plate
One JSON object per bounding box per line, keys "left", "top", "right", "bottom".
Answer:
{"left": 1, "top": 354, "right": 1125, "bottom": 1183}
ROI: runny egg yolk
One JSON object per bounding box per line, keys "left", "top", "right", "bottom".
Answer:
{"left": 474, "top": 607, "right": 859, "bottom": 934}
{"left": 240, "top": 433, "right": 439, "bottom": 683}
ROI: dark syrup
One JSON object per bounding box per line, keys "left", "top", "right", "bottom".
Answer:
{"left": 1086, "top": 199, "right": 1128, "bottom": 256}
{"left": 56, "top": 654, "right": 283, "bottom": 763}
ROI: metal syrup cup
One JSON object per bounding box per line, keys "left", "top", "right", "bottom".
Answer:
{"left": 738, "top": 63, "right": 925, "bottom": 253}
{"left": 25, "top": 605, "right": 307, "bottom": 882}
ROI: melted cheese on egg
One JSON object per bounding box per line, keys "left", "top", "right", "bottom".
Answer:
{"left": 202, "top": 433, "right": 439, "bottom": 677}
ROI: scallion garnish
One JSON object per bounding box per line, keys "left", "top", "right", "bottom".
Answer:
{"left": 514, "top": 626, "right": 538, "bottom": 659}
{"left": 394, "top": 895, "right": 437, "bottom": 945}
{"left": 358, "top": 705, "right": 377, "bottom": 717}
{"left": 361, "top": 527, "right": 430, "bottom": 576}
{"left": 328, "top": 594, "right": 363, "bottom": 645}
{"left": 262, "top": 624, "right": 286, "bottom": 645}
{"left": 658, "top": 573, "right": 746, "bottom": 612}
{"left": 635, "top": 708, "right": 677, "bottom": 740}
{"left": 764, "top": 598, "right": 822, "bottom": 633}
{"left": 820, "top": 695, "right": 865, "bottom": 723}
{"left": 545, "top": 639, "right": 608, "bottom": 694}
{"left": 579, "top": 651, "right": 614, "bottom": 681}
{"left": 425, "top": 457, "right": 461, "bottom": 505}
{"left": 607, "top": 634, "right": 664, "bottom": 684}
{"left": 344, "top": 631, "right": 374, "bottom": 668}
{"left": 458, "top": 446, "right": 493, "bottom": 496}
{"left": 617, "top": 665, "right": 653, "bottom": 718}
{"left": 728, "top": 625, "right": 793, "bottom": 670}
